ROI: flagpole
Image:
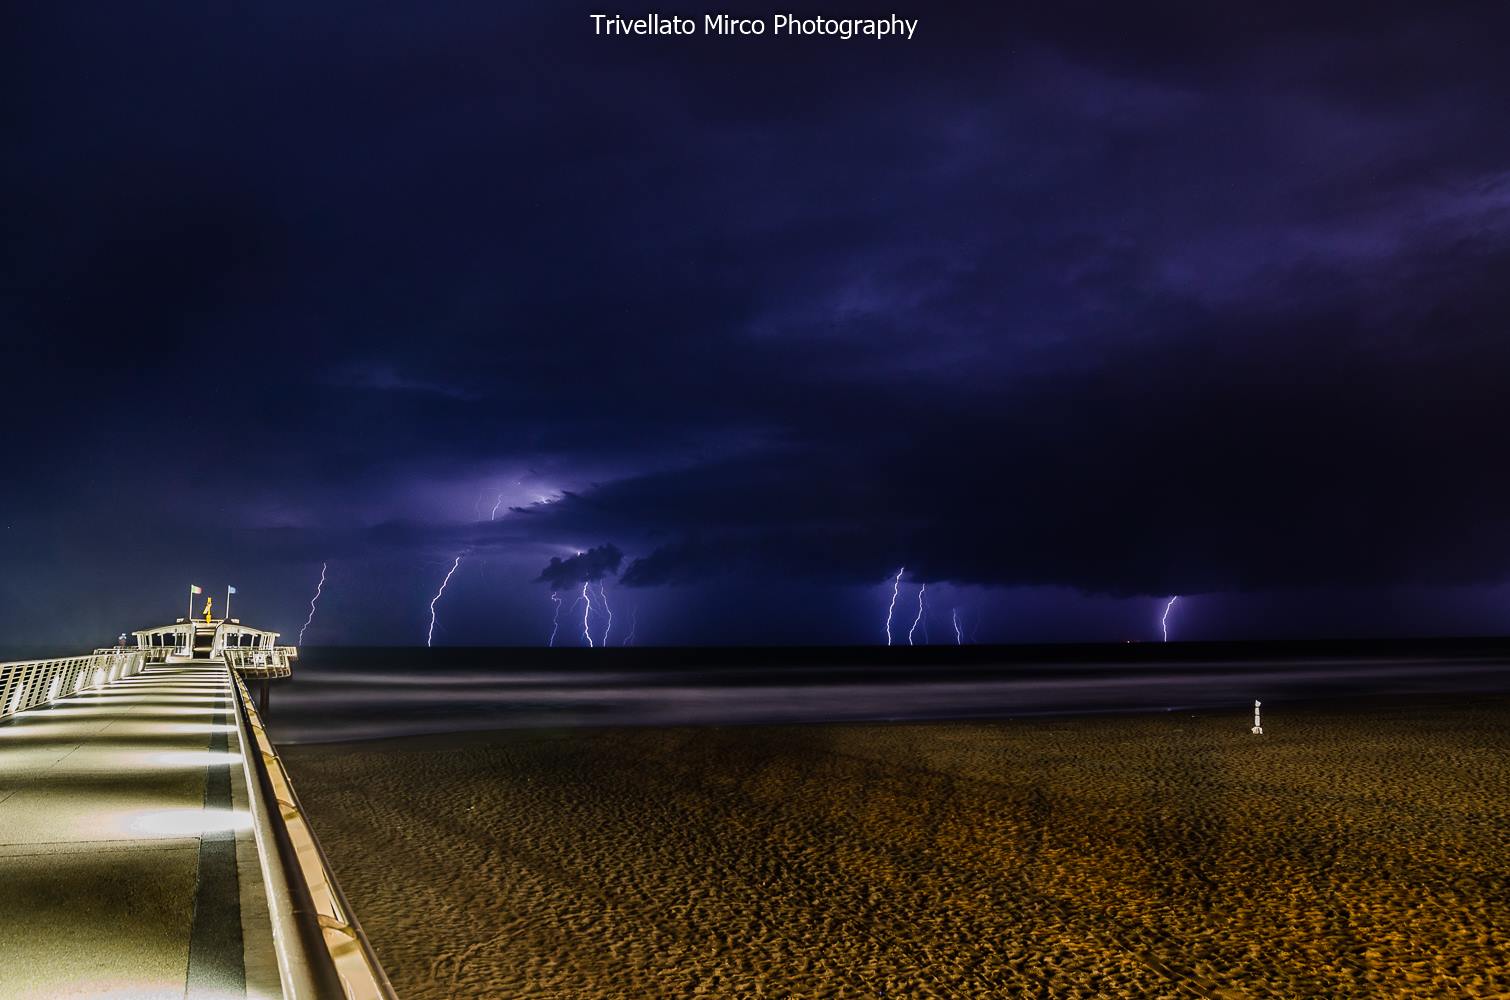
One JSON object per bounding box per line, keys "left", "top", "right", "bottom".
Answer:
{"left": 188, "top": 586, "right": 193, "bottom": 621}
{"left": 226, "top": 586, "right": 231, "bottom": 620}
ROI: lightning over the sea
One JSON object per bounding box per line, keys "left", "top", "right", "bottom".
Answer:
{"left": 490, "top": 493, "right": 505, "bottom": 520}
{"left": 581, "top": 581, "right": 595, "bottom": 647}
{"left": 298, "top": 562, "right": 327, "bottom": 646}
{"left": 597, "top": 581, "right": 613, "bottom": 647}
{"left": 909, "top": 583, "right": 927, "bottom": 646}
{"left": 548, "top": 592, "right": 562, "bottom": 647}
{"left": 885, "top": 567, "right": 905, "bottom": 645}
{"left": 952, "top": 607, "right": 962, "bottom": 645}
{"left": 532, "top": 545, "right": 626, "bottom": 647}
{"left": 1162, "top": 595, "right": 1179, "bottom": 643}
{"left": 624, "top": 605, "right": 639, "bottom": 646}
{"left": 426, "top": 555, "right": 464, "bottom": 648}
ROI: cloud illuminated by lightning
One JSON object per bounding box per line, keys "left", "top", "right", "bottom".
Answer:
{"left": 298, "top": 562, "right": 327, "bottom": 646}
{"left": 426, "top": 555, "right": 464, "bottom": 648}
{"left": 909, "top": 583, "right": 927, "bottom": 646}
{"left": 548, "top": 592, "right": 562, "bottom": 647}
{"left": 885, "top": 567, "right": 904, "bottom": 645}
{"left": 1162, "top": 595, "right": 1179, "bottom": 643}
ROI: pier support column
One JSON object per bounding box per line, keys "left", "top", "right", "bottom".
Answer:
{"left": 259, "top": 679, "right": 270, "bottom": 716}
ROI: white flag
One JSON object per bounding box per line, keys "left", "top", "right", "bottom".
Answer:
{"left": 227, "top": 586, "right": 237, "bottom": 595}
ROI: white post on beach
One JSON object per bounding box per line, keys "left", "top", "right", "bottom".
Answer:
{"left": 1251, "top": 699, "right": 1263, "bottom": 735}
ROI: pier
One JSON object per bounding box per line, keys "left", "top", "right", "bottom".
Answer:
{"left": 0, "top": 619, "right": 393, "bottom": 999}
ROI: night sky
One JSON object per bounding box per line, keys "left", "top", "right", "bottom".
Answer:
{"left": 6, "top": 3, "right": 1510, "bottom": 648}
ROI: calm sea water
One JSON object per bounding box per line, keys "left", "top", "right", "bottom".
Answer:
{"left": 264, "top": 645, "right": 1510, "bottom": 744}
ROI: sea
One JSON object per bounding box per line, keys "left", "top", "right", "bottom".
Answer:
{"left": 260, "top": 640, "right": 1510, "bottom": 744}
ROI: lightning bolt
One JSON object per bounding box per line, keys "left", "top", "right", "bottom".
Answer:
{"left": 490, "top": 493, "right": 505, "bottom": 520}
{"left": 298, "top": 562, "right": 327, "bottom": 646}
{"left": 885, "top": 566, "right": 905, "bottom": 645}
{"left": 597, "top": 580, "right": 613, "bottom": 647}
{"left": 548, "top": 592, "right": 562, "bottom": 647}
{"left": 623, "top": 605, "right": 638, "bottom": 646}
{"left": 909, "top": 583, "right": 927, "bottom": 646}
{"left": 1162, "top": 595, "right": 1179, "bottom": 643}
{"left": 952, "top": 607, "right": 962, "bottom": 645}
{"left": 580, "top": 580, "right": 595, "bottom": 647}
{"left": 426, "top": 555, "right": 464, "bottom": 648}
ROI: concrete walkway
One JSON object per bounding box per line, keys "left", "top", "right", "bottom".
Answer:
{"left": 0, "top": 663, "right": 280, "bottom": 999}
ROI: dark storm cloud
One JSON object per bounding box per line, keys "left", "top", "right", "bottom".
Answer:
{"left": 619, "top": 530, "right": 897, "bottom": 588}
{"left": 6, "top": 1, "right": 1510, "bottom": 642}
{"left": 529, "top": 224, "right": 1510, "bottom": 597}
{"left": 534, "top": 545, "right": 624, "bottom": 591}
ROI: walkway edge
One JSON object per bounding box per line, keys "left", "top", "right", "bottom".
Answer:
{"left": 231, "top": 669, "right": 398, "bottom": 1000}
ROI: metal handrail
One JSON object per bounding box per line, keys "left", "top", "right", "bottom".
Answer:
{"left": 0, "top": 650, "right": 145, "bottom": 721}
{"left": 229, "top": 669, "right": 397, "bottom": 999}
{"left": 224, "top": 646, "right": 298, "bottom": 678}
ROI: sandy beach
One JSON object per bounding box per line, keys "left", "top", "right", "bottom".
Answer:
{"left": 285, "top": 697, "right": 1510, "bottom": 998}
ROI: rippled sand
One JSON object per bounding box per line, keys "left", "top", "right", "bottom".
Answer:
{"left": 285, "top": 697, "right": 1510, "bottom": 998}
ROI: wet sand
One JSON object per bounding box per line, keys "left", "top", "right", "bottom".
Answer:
{"left": 285, "top": 697, "right": 1510, "bottom": 998}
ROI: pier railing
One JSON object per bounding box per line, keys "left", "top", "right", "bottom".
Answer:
{"left": 224, "top": 645, "right": 297, "bottom": 678}
{"left": 0, "top": 649, "right": 145, "bottom": 722}
{"left": 230, "top": 669, "right": 396, "bottom": 1000}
